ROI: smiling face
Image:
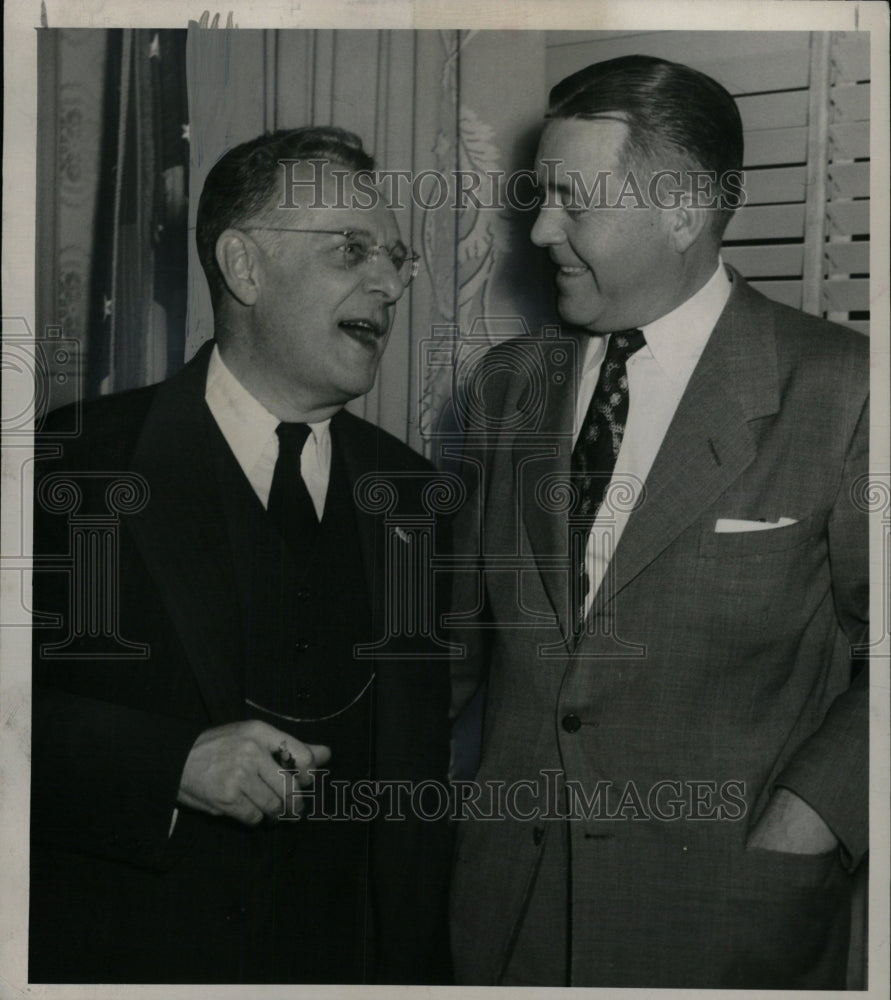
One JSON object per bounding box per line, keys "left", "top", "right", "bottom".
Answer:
{"left": 222, "top": 166, "right": 405, "bottom": 420}
{"left": 531, "top": 118, "right": 687, "bottom": 333}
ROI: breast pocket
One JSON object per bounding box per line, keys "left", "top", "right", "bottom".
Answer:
{"left": 698, "top": 513, "right": 822, "bottom": 558}
{"left": 691, "top": 512, "right": 828, "bottom": 641}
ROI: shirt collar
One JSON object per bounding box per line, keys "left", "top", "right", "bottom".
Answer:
{"left": 639, "top": 257, "right": 732, "bottom": 380}
{"left": 205, "top": 344, "right": 330, "bottom": 477}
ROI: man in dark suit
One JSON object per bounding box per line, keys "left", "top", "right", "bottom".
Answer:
{"left": 30, "top": 127, "right": 452, "bottom": 984}
{"left": 450, "top": 56, "right": 868, "bottom": 988}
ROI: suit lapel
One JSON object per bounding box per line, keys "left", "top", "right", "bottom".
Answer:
{"left": 516, "top": 332, "right": 589, "bottom": 641}
{"left": 332, "top": 412, "right": 413, "bottom": 780}
{"left": 127, "top": 343, "right": 245, "bottom": 722}
{"left": 332, "top": 410, "right": 387, "bottom": 638}
{"left": 596, "top": 271, "right": 781, "bottom": 609}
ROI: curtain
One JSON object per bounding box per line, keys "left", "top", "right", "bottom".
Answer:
{"left": 36, "top": 29, "right": 108, "bottom": 415}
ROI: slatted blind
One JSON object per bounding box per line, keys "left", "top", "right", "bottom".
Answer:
{"left": 823, "top": 34, "right": 870, "bottom": 336}
{"left": 545, "top": 31, "right": 871, "bottom": 336}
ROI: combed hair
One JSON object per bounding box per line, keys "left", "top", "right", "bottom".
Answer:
{"left": 196, "top": 126, "right": 375, "bottom": 303}
{"left": 547, "top": 55, "right": 744, "bottom": 234}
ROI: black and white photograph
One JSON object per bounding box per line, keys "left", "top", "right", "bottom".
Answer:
{"left": 2, "top": 1, "right": 888, "bottom": 996}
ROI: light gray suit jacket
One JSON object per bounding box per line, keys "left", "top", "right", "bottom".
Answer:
{"left": 449, "top": 268, "right": 869, "bottom": 988}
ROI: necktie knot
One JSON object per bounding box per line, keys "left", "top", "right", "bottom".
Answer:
{"left": 276, "top": 422, "right": 312, "bottom": 452}
{"left": 607, "top": 328, "right": 645, "bottom": 361}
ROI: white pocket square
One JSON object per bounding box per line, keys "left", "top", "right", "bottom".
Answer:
{"left": 714, "top": 517, "right": 798, "bottom": 533}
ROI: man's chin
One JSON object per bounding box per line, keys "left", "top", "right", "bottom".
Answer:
{"left": 338, "top": 367, "right": 380, "bottom": 401}
{"left": 556, "top": 300, "right": 599, "bottom": 331}
{"left": 556, "top": 294, "right": 624, "bottom": 334}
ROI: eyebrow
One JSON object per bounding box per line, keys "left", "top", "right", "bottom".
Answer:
{"left": 535, "top": 179, "right": 577, "bottom": 201}
{"left": 339, "top": 228, "right": 406, "bottom": 248}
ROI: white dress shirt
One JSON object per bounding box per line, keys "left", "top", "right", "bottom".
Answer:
{"left": 576, "top": 260, "right": 733, "bottom": 610}
{"left": 204, "top": 344, "right": 331, "bottom": 519}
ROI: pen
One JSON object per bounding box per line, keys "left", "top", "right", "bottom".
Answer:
{"left": 273, "top": 739, "right": 300, "bottom": 775}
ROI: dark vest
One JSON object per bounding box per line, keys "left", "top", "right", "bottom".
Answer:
{"left": 209, "top": 413, "right": 378, "bottom": 982}
{"left": 241, "top": 434, "right": 375, "bottom": 771}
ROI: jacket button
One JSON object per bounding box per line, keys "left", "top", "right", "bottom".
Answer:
{"left": 226, "top": 903, "right": 246, "bottom": 923}
{"left": 295, "top": 639, "right": 312, "bottom": 652}
{"left": 296, "top": 688, "right": 310, "bottom": 702}
{"left": 561, "top": 713, "right": 582, "bottom": 733}
{"left": 532, "top": 825, "right": 545, "bottom": 845}
{"left": 296, "top": 587, "right": 311, "bottom": 600}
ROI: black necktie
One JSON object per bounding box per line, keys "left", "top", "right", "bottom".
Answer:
{"left": 268, "top": 423, "right": 319, "bottom": 561}
{"left": 570, "top": 329, "right": 646, "bottom": 628}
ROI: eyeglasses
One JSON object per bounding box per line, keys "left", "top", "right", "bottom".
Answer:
{"left": 242, "top": 226, "right": 421, "bottom": 287}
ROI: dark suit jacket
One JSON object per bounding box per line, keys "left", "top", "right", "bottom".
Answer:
{"left": 449, "top": 269, "right": 869, "bottom": 988}
{"left": 30, "top": 342, "right": 452, "bottom": 984}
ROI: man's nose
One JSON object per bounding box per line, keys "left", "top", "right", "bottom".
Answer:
{"left": 530, "top": 206, "right": 566, "bottom": 248}
{"left": 362, "top": 251, "right": 404, "bottom": 302}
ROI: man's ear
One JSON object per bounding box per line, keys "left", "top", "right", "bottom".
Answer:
{"left": 667, "top": 199, "right": 712, "bottom": 254}
{"left": 215, "top": 229, "right": 261, "bottom": 306}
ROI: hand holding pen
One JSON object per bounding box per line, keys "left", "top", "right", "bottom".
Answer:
{"left": 177, "top": 719, "right": 331, "bottom": 825}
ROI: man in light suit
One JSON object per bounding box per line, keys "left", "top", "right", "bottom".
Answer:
{"left": 30, "top": 127, "right": 452, "bottom": 984}
{"left": 450, "top": 56, "right": 868, "bottom": 988}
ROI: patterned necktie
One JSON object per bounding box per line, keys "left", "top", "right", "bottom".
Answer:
{"left": 570, "top": 329, "right": 646, "bottom": 628}
{"left": 268, "top": 423, "right": 320, "bottom": 562}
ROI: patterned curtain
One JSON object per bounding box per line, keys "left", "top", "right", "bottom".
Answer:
{"left": 416, "top": 30, "right": 556, "bottom": 456}
{"left": 36, "top": 29, "right": 107, "bottom": 416}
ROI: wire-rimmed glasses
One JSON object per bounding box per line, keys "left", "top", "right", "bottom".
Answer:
{"left": 242, "top": 226, "right": 421, "bottom": 287}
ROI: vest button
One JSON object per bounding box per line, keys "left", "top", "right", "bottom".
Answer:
{"left": 296, "top": 688, "right": 310, "bottom": 701}
{"left": 561, "top": 713, "right": 582, "bottom": 733}
{"left": 532, "top": 825, "right": 545, "bottom": 845}
{"left": 296, "top": 587, "right": 311, "bottom": 600}
{"left": 295, "top": 639, "right": 312, "bottom": 652}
